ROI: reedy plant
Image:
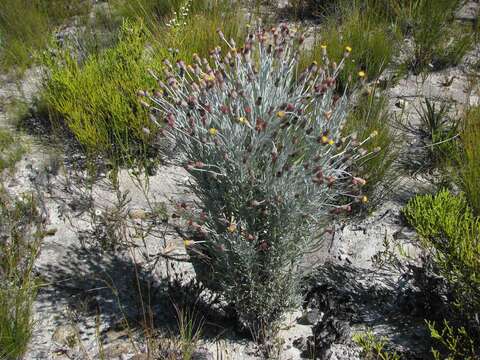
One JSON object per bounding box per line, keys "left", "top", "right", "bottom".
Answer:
{"left": 455, "top": 107, "right": 480, "bottom": 216}
{"left": 0, "top": 188, "right": 44, "bottom": 359}
{"left": 145, "top": 25, "right": 377, "bottom": 334}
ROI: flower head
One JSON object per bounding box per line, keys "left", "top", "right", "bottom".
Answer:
{"left": 276, "top": 110, "right": 286, "bottom": 119}
{"left": 238, "top": 116, "right": 248, "bottom": 125}
{"left": 345, "top": 46, "right": 352, "bottom": 53}
{"left": 227, "top": 223, "right": 237, "bottom": 233}
{"left": 209, "top": 127, "right": 218, "bottom": 136}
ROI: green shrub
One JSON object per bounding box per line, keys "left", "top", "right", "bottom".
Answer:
{"left": 403, "top": 189, "right": 480, "bottom": 325}
{"left": 41, "top": 20, "right": 163, "bottom": 167}
{"left": 353, "top": 330, "right": 401, "bottom": 360}
{"left": 455, "top": 107, "right": 480, "bottom": 216}
{"left": 343, "top": 90, "right": 398, "bottom": 209}
{"left": 0, "top": 0, "right": 91, "bottom": 73}
{"left": 0, "top": 189, "right": 43, "bottom": 359}
{"left": 428, "top": 320, "right": 479, "bottom": 360}
{"left": 147, "top": 25, "right": 377, "bottom": 335}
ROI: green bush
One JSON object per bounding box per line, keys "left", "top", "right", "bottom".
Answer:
{"left": 343, "top": 90, "right": 398, "bottom": 209}
{"left": 353, "top": 330, "right": 401, "bottom": 360}
{"left": 147, "top": 25, "right": 376, "bottom": 336}
{"left": 403, "top": 190, "right": 480, "bottom": 329}
{"left": 428, "top": 320, "right": 479, "bottom": 360}
{"left": 41, "top": 20, "right": 163, "bottom": 166}
{"left": 0, "top": 189, "right": 43, "bottom": 359}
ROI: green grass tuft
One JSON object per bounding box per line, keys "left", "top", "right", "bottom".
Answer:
{"left": 0, "top": 189, "right": 43, "bottom": 359}
{"left": 302, "top": 4, "right": 397, "bottom": 90}
{"left": 343, "top": 90, "right": 399, "bottom": 209}
{"left": 0, "top": 0, "right": 91, "bottom": 74}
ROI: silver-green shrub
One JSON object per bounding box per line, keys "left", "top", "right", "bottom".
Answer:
{"left": 145, "top": 25, "right": 377, "bottom": 333}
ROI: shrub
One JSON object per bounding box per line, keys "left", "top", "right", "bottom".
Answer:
{"left": 353, "top": 330, "right": 401, "bottom": 360}
{"left": 0, "top": 189, "right": 43, "bottom": 359}
{"left": 455, "top": 107, "right": 480, "bottom": 216}
{"left": 146, "top": 25, "right": 377, "bottom": 334}
{"left": 403, "top": 190, "right": 480, "bottom": 332}
{"left": 41, "top": 20, "right": 163, "bottom": 167}
{"left": 342, "top": 89, "right": 398, "bottom": 210}
{"left": 428, "top": 320, "right": 479, "bottom": 360}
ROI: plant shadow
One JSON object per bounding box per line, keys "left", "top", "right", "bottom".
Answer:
{"left": 35, "top": 243, "right": 243, "bottom": 346}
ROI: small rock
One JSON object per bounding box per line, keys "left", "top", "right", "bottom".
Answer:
{"left": 395, "top": 99, "right": 408, "bottom": 109}
{"left": 191, "top": 347, "right": 214, "bottom": 360}
{"left": 129, "top": 208, "right": 148, "bottom": 220}
{"left": 298, "top": 309, "right": 322, "bottom": 325}
{"left": 52, "top": 324, "right": 77, "bottom": 348}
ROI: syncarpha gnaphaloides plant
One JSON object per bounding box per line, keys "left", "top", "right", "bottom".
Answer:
{"left": 143, "top": 24, "right": 378, "bottom": 334}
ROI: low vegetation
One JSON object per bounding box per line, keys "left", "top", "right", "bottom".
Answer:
{"left": 353, "top": 330, "right": 401, "bottom": 360}
{"left": 0, "top": 0, "right": 479, "bottom": 358}
{"left": 41, "top": 21, "right": 162, "bottom": 167}
{"left": 302, "top": 4, "right": 396, "bottom": 90}
{"left": 0, "top": 189, "right": 43, "bottom": 359}
{"left": 404, "top": 189, "right": 480, "bottom": 358}
{"left": 455, "top": 106, "right": 480, "bottom": 215}
{"left": 0, "top": 0, "right": 91, "bottom": 74}
{"left": 343, "top": 89, "right": 398, "bottom": 209}
{"left": 0, "top": 128, "right": 26, "bottom": 174}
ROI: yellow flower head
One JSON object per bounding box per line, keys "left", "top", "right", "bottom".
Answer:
{"left": 345, "top": 46, "right": 352, "bottom": 53}
{"left": 276, "top": 110, "right": 286, "bottom": 119}
{"left": 358, "top": 70, "right": 366, "bottom": 78}
{"left": 328, "top": 139, "right": 335, "bottom": 145}
{"left": 227, "top": 223, "right": 237, "bottom": 233}
{"left": 361, "top": 195, "right": 368, "bottom": 204}
{"left": 204, "top": 73, "right": 216, "bottom": 82}
{"left": 238, "top": 116, "right": 248, "bottom": 125}
{"left": 209, "top": 127, "right": 218, "bottom": 136}
{"left": 320, "top": 44, "right": 327, "bottom": 49}
{"left": 184, "top": 239, "right": 193, "bottom": 247}
{"left": 321, "top": 135, "right": 329, "bottom": 144}
{"left": 371, "top": 130, "right": 378, "bottom": 137}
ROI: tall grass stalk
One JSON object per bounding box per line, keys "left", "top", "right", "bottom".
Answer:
{"left": 0, "top": 189, "right": 43, "bottom": 359}
{"left": 456, "top": 107, "right": 480, "bottom": 215}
